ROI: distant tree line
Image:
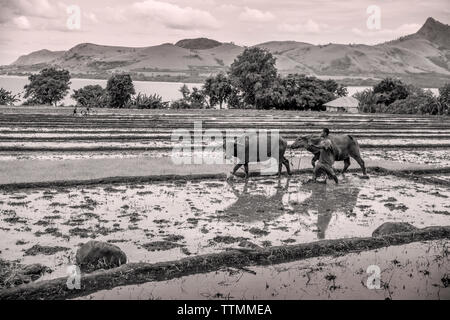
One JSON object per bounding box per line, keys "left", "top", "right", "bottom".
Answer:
{"left": 0, "top": 68, "right": 169, "bottom": 109}
{"left": 354, "top": 78, "right": 449, "bottom": 115}
{"left": 0, "top": 54, "right": 449, "bottom": 115}
{"left": 0, "top": 49, "right": 347, "bottom": 111}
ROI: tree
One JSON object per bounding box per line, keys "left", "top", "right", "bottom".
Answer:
{"left": 106, "top": 74, "right": 135, "bottom": 108}
{"left": 0, "top": 88, "right": 19, "bottom": 105}
{"left": 126, "top": 93, "right": 169, "bottom": 109}
{"left": 385, "top": 90, "right": 439, "bottom": 114}
{"left": 71, "top": 85, "right": 108, "bottom": 108}
{"left": 277, "top": 74, "right": 337, "bottom": 111}
{"left": 189, "top": 87, "right": 207, "bottom": 108}
{"left": 229, "top": 47, "right": 278, "bottom": 108}
{"left": 227, "top": 87, "right": 245, "bottom": 109}
{"left": 202, "top": 73, "right": 232, "bottom": 109}
{"left": 174, "top": 85, "right": 207, "bottom": 109}
{"left": 353, "top": 84, "right": 443, "bottom": 115}
{"left": 254, "top": 77, "right": 287, "bottom": 110}
{"left": 179, "top": 84, "right": 190, "bottom": 100}
{"left": 353, "top": 89, "right": 377, "bottom": 113}
{"left": 373, "top": 78, "right": 409, "bottom": 106}
{"left": 170, "top": 99, "right": 191, "bottom": 109}
{"left": 324, "top": 79, "right": 348, "bottom": 97}
{"left": 438, "top": 83, "right": 450, "bottom": 115}
{"left": 23, "top": 68, "right": 71, "bottom": 106}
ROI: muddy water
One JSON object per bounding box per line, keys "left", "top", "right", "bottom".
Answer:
{"left": 78, "top": 240, "right": 449, "bottom": 300}
{"left": 1, "top": 138, "right": 450, "bottom": 150}
{"left": 1, "top": 148, "right": 449, "bottom": 168}
{"left": 363, "top": 148, "right": 450, "bottom": 166}
{"left": 1, "top": 174, "right": 449, "bottom": 280}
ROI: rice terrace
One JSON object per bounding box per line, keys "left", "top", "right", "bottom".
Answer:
{"left": 0, "top": 107, "right": 449, "bottom": 300}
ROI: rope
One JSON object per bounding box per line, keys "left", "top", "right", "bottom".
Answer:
{"left": 287, "top": 148, "right": 301, "bottom": 171}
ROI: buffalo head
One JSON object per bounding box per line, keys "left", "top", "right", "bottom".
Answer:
{"left": 291, "top": 135, "right": 323, "bottom": 154}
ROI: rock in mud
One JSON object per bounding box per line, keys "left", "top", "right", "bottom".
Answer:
{"left": 75, "top": 241, "right": 127, "bottom": 272}
{"left": 372, "top": 222, "right": 418, "bottom": 237}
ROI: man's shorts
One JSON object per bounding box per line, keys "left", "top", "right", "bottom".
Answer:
{"left": 314, "top": 162, "right": 336, "bottom": 178}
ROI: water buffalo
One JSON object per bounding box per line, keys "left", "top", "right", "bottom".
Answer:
{"left": 291, "top": 134, "right": 367, "bottom": 176}
{"left": 224, "top": 132, "right": 291, "bottom": 178}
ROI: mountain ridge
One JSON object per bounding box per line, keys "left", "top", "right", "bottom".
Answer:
{"left": 3, "top": 17, "right": 450, "bottom": 82}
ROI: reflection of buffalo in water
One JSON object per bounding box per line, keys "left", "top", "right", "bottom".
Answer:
{"left": 222, "top": 178, "right": 361, "bottom": 239}
{"left": 290, "top": 182, "right": 361, "bottom": 239}
{"left": 221, "top": 179, "right": 290, "bottom": 223}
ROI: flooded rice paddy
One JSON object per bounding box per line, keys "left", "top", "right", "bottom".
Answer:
{"left": 1, "top": 148, "right": 450, "bottom": 168}
{"left": 0, "top": 108, "right": 449, "bottom": 298}
{"left": 79, "top": 240, "right": 450, "bottom": 300}
{"left": 1, "top": 174, "right": 449, "bottom": 280}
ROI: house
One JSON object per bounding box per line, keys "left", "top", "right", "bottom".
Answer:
{"left": 324, "top": 96, "right": 360, "bottom": 113}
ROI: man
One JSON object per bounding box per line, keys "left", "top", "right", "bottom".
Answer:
{"left": 321, "top": 128, "right": 330, "bottom": 138}
{"left": 312, "top": 136, "right": 339, "bottom": 184}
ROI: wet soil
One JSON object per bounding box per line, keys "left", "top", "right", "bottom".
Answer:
{"left": 1, "top": 174, "right": 449, "bottom": 282}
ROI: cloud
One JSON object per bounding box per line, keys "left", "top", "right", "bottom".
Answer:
{"left": 12, "top": 16, "right": 31, "bottom": 30}
{"left": 278, "top": 19, "right": 323, "bottom": 34}
{"left": 351, "top": 23, "right": 421, "bottom": 37}
{"left": 130, "top": 0, "right": 220, "bottom": 30}
{"left": 239, "top": 7, "right": 275, "bottom": 22}
{"left": 83, "top": 12, "right": 99, "bottom": 24}
{"left": 2, "top": 0, "right": 60, "bottom": 19}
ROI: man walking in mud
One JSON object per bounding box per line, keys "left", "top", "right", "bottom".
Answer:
{"left": 312, "top": 131, "right": 339, "bottom": 184}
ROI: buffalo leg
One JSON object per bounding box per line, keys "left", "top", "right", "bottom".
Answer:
{"left": 278, "top": 160, "right": 283, "bottom": 177}
{"left": 352, "top": 155, "right": 367, "bottom": 175}
{"left": 342, "top": 158, "right": 351, "bottom": 175}
{"left": 283, "top": 157, "right": 292, "bottom": 175}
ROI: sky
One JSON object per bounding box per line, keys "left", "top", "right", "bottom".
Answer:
{"left": 0, "top": 0, "right": 449, "bottom": 65}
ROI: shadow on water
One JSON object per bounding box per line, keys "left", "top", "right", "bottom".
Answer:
{"left": 290, "top": 179, "right": 361, "bottom": 239}
{"left": 222, "top": 176, "right": 362, "bottom": 239}
{"left": 220, "top": 178, "right": 290, "bottom": 223}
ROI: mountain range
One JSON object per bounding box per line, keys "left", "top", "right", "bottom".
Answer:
{"left": 2, "top": 17, "right": 449, "bottom": 86}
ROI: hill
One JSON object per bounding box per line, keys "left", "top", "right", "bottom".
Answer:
{"left": 2, "top": 18, "right": 449, "bottom": 86}
{"left": 175, "top": 38, "right": 222, "bottom": 50}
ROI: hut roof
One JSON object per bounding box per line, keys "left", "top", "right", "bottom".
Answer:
{"left": 324, "top": 96, "right": 359, "bottom": 108}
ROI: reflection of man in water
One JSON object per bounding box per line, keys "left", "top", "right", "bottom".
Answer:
{"left": 312, "top": 138, "right": 339, "bottom": 184}
{"left": 225, "top": 179, "right": 290, "bottom": 223}
{"left": 292, "top": 183, "right": 361, "bottom": 239}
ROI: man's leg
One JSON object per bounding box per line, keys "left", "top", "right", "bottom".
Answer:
{"left": 323, "top": 165, "right": 338, "bottom": 184}
{"left": 311, "top": 153, "right": 319, "bottom": 168}
{"left": 313, "top": 163, "right": 324, "bottom": 181}
{"left": 231, "top": 164, "right": 243, "bottom": 176}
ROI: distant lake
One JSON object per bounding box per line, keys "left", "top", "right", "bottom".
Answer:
{"left": 0, "top": 75, "right": 439, "bottom": 106}
{"left": 0, "top": 76, "right": 201, "bottom": 106}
